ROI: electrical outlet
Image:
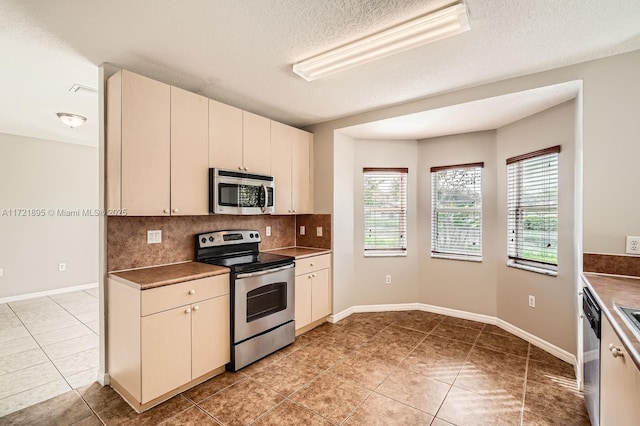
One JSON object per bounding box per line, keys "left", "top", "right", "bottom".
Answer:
{"left": 528, "top": 295, "right": 535, "bottom": 308}
{"left": 385, "top": 275, "right": 392, "bottom": 284}
{"left": 300, "top": 226, "right": 306, "bottom": 236}
{"left": 266, "top": 226, "right": 272, "bottom": 237}
{"left": 58, "top": 263, "right": 66, "bottom": 272}
{"left": 317, "top": 227, "right": 323, "bottom": 237}
{"left": 626, "top": 236, "right": 640, "bottom": 255}
{"left": 147, "top": 230, "right": 162, "bottom": 244}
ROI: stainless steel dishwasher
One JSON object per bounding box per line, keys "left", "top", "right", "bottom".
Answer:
{"left": 583, "top": 286, "right": 601, "bottom": 426}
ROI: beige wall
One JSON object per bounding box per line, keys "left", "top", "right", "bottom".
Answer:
{"left": 351, "top": 139, "right": 419, "bottom": 306}
{"left": 496, "top": 100, "right": 578, "bottom": 353}
{"left": 309, "top": 49, "right": 640, "bottom": 255}
{"left": 417, "top": 131, "right": 498, "bottom": 316}
{"left": 0, "top": 133, "right": 98, "bottom": 298}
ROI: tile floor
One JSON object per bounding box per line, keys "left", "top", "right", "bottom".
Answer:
{"left": 0, "top": 288, "right": 99, "bottom": 417}
{"left": 0, "top": 310, "right": 590, "bottom": 425}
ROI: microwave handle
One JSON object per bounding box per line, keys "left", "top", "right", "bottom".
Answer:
{"left": 261, "top": 184, "right": 268, "bottom": 213}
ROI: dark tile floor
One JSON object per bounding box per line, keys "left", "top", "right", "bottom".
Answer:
{"left": 0, "top": 311, "right": 590, "bottom": 425}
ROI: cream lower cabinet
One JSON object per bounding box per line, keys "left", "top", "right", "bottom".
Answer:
{"left": 600, "top": 315, "right": 640, "bottom": 425}
{"left": 294, "top": 254, "right": 331, "bottom": 330}
{"left": 108, "top": 274, "right": 230, "bottom": 411}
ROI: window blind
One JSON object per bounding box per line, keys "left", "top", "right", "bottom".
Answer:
{"left": 363, "top": 168, "right": 408, "bottom": 256}
{"left": 507, "top": 146, "right": 560, "bottom": 268}
{"left": 431, "top": 163, "right": 483, "bottom": 258}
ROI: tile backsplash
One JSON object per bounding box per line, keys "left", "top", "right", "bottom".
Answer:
{"left": 583, "top": 252, "right": 640, "bottom": 277}
{"left": 107, "top": 214, "right": 331, "bottom": 271}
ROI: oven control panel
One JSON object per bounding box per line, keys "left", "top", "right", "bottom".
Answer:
{"left": 197, "top": 229, "right": 261, "bottom": 248}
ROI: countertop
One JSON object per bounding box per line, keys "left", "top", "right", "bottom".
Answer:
{"left": 265, "top": 246, "right": 332, "bottom": 259}
{"left": 582, "top": 272, "right": 640, "bottom": 371}
{"left": 109, "top": 262, "right": 230, "bottom": 290}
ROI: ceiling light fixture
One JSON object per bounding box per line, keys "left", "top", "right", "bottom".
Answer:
{"left": 57, "top": 112, "right": 87, "bottom": 128}
{"left": 292, "top": 2, "right": 470, "bottom": 82}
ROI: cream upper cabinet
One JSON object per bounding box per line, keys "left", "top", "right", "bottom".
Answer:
{"left": 209, "top": 102, "right": 270, "bottom": 175}
{"left": 208, "top": 99, "right": 243, "bottom": 171}
{"left": 600, "top": 315, "right": 640, "bottom": 425}
{"left": 109, "top": 70, "right": 171, "bottom": 216}
{"left": 170, "top": 86, "right": 209, "bottom": 215}
{"left": 242, "top": 111, "right": 271, "bottom": 175}
{"left": 107, "top": 70, "right": 208, "bottom": 216}
{"left": 270, "top": 121, "right": 313, "bottom": 215}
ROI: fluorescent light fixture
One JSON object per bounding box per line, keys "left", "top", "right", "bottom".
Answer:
{"left": 292, "top": 2, "right": 470, "bottom": 81}
{"left": 57, "top": 112, "right": 87, "bottom": 128}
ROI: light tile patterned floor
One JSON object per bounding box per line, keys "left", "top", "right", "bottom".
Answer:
{"left": 0, "top": 311, "right": 589, "bottom": 425}
{"left": 0, "top": 289, "right": 99, "bottom": 417}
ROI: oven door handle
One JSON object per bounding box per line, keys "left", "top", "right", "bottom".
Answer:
{"left": 236, "top": 263, "right": 294, "bottom": 279}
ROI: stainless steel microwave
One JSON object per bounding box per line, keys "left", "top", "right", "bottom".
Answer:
{"left": 209, "top": 168, "right": 275, "bottom": 215}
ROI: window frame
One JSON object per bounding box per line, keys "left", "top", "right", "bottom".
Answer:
{"left": 363, "top": 167, "right": 408, "bottom": 257}
{"left": 430, "top": 162, "right": 484, "bottom": 261}
{"left": 506, "top": 145, "right": 561, "bottom": 275}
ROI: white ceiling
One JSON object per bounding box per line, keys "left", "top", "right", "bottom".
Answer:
{"left": 339, "top": 81, "right": 581, "bottom": 140}
{"left": 1, "top": 1, "right": 640, "bottom": 147}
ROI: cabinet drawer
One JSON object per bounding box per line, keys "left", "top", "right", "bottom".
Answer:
{"left": 295, "top": 254, "right": 331, "bottom": 276}
{"left": 141, "top": 274, "right": 229, "bottom": 316}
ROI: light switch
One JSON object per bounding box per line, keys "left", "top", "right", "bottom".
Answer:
{"left": 266, "top": 226, "right": 272, "bottom": 237}
{"left": 300, "top": 226, "right": 306, "bottom": 235}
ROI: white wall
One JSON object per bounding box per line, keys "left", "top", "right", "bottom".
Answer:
{"left": 417, "top": 131, "right": 498, "bottom": 316}
{"left": 0, "top": 133, "right": 98, "bottom": 298}
{"left": 496, "top": 100, "right": 578, "bottom": 354}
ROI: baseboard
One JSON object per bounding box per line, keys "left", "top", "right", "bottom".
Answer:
{"left": 0, "top": 282, "right": 99, "bottom": 304}
{"left": 328, "top": 302, "right": 576, "bottom": 367}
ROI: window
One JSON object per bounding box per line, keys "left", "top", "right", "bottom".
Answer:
{"left": 506, "top": 146, "right": 560, "bottom": 272}
{"left": 431, "top": 163, "right": 483, "bottom": 260}
{"left": 363, "top": 168, "right": 408, "bottom": 256}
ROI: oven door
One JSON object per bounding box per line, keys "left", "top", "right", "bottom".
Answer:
{"left": 233, "top": 264, "right": 294, "bottom": 343}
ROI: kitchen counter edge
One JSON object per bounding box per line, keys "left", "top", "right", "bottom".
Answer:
{"left": 109, "top": 262, "right": 230, "bottom": 290}
{"left": 582, "top": 272, "right": 640, "bottom": 371}
{"left": 265, "top": 247, "right": 332, "bottom": 259}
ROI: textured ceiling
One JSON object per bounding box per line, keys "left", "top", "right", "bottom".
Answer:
{"left": 1, "top": 0, "right": 640, "bottom": 146}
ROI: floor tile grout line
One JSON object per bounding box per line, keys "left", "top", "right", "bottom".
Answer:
{"left": 71, "top": 388, "right": 105, "bottom": 426}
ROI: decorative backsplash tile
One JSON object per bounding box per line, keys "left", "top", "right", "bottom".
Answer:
{"left": 107, "top": 215, "right": 295, "bottom": 271}
{"left": 583, "top": 253, "right": 640, "bottom": 277}
{"left": 295, "top": 214, "right": 331, "bottom": 249}
{"left": 107, "top": 213, "right": 332, "bottom": 271}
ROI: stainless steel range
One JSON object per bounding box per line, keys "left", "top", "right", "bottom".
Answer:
{"left": 196, "top": 229, "right": 295, "bottom": 371}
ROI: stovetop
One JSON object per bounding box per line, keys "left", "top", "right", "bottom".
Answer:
{"left": 195, "top": 229, "right": 294, "bottom": 274}
{"left": 199, "top": 251, "right": 294, "bottom": 274}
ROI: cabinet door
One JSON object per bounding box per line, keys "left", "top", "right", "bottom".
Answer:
{"left": 311, "top": 268, "right": 330, "bottom": 322}
{"left": 209, "top": 99, "right": 243, "bottom": 171}
{"left": 191, "top": 295, "right": 230, "bottom": 379}
{"left": 141, "top": 306, "right": 191, "bottom": 403}
{"left": 121, "top": 70, "right": 171, "bottom": 215}
{"left": 242, "top": 111, "right": 271, "bottom": 175}
{"left": 170, "top": 86, "right": 209, "bottom": 215}
{"left": 292, "top": 129, "right": 313, "bottom": 214}
{"left": 295, "top": 274, "right": 312, "bottom": 330}
{"left": 600, "top": 316, "right": 640, "bottom": 425}
{"left": 270, "top": 121, "right": 293, "bottom": 214}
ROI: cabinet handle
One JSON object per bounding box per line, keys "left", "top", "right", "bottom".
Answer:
{"left": 189, "top": 289, "right": 196, "bottom": 295}
{"left": 308, "top": 274, "right": 312, "bottom": 279}
{"left": 185, "top": 308, "right": 191, "bottom": 314}
{"left": 292, "top": 209, "right": 296, "bottom": 213}
{"left": 163, "top": 209, "right": 170, "bottom": 214}
{"left": 238, "top": 166, "right": 243, "bottom": 171}
{"left": 310, "top": 263, "right": 314, "bottom": 266}
{"left": 609, "top": 343, "right": 624, "bottom": 358}
{"left": 193, "top": 305, "right": 199, "bottom": 311}
{"left": 244, "top": 167, "right": 248, "bottom": 171}
{"left": 172, "top": 208, "right": 179, "bottom": 213}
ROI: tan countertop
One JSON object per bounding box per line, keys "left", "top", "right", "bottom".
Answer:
{"left": 265, "top": 246, "right": 331, "bottom": 259}
{"left": 582, "top": 272, "right": 640, "bottom": 371}
{"left": 109, "top": 262, "right": 230, "bottom": 290}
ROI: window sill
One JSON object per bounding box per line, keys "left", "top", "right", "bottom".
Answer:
{"left": 364, "top": 252, "right": 407, "bottom": 258}
{"left": 431, "top": 253, "right": 482, "bottom": 263}
{"left": 507, "top": 260, "right": 557, "bottom": 277}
